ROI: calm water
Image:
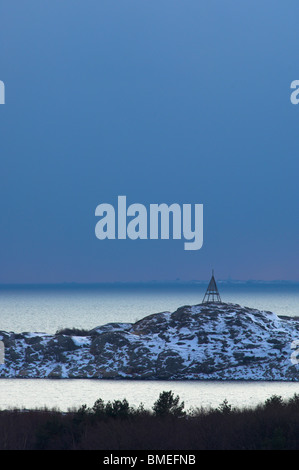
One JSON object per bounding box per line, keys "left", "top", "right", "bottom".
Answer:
{"left": 0, "top": 282, "right": 299, "bottom": 334}
{"left": 0, "top": 379, "right": 299, "bottom": 412}
{"left": 0, "top": 282, "right": 299, "bottom": 411}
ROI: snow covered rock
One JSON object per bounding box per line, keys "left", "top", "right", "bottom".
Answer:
{"left": 0, "top": 303, "right": 299, "bottom": 380}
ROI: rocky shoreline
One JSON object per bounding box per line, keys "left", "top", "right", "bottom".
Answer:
{"left": 1, "top": 302, "right": 299, "bottom": 380}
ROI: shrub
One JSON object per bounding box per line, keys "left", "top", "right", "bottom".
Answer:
{"left": 104, "top": 399, "right": 131, "bottom": 419}
{"left": 152, "top": 390, "right": 185, "bottom": 417}
{"left": 264, "top": 395, "right": 285, "bottom": 409}
{"left": 55, "top": 327, "right": 90, "bottom": 336}
{"left": 217, "top": 398, "right": 232, "bottom": 414}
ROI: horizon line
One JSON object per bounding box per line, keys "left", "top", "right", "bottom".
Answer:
{"left": 0, "top": 279, "right": 299, "bottom": 287}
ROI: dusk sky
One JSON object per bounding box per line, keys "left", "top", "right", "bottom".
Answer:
{"left": 1, "top": 1, "right": 299, "bottom": 283}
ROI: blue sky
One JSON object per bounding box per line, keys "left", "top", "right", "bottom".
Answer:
{"left": 0, "top": 1, "right": 299, "bottom": 283}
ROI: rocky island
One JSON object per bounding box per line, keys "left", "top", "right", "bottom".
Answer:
{"left": 1, "top": 302, "right": 299, "bottom": 380}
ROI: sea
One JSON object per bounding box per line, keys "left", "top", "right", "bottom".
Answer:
{"left": 0, "top": 281, "right": 299, "bottom": 412}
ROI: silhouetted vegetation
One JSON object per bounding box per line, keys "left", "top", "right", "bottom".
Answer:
{"left": 152, "top": 391, "right": 185, "bottom": 417}
{"left": 55, "top": 327, "right": 91, "bottom": 336}
{"left": 1, "top": 392, "right": 299, "bottom": 449}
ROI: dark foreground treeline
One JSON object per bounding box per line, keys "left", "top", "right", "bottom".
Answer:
{"left": 0, "top": 391, "right": 299, "bottom": 450}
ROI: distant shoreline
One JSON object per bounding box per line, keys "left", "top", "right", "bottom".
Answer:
{"left": 1, "top": 280, "right": 299, "bottom": 289}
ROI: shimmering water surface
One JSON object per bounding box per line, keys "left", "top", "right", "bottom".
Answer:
{"left": 0, "top": 283, "right": 298, "bottom": 334}
{"left": 0, "top": 379, "right": 299, "bottom": 412}
{"left": 0, "top": 283, "right": 298, "bottom": 411}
